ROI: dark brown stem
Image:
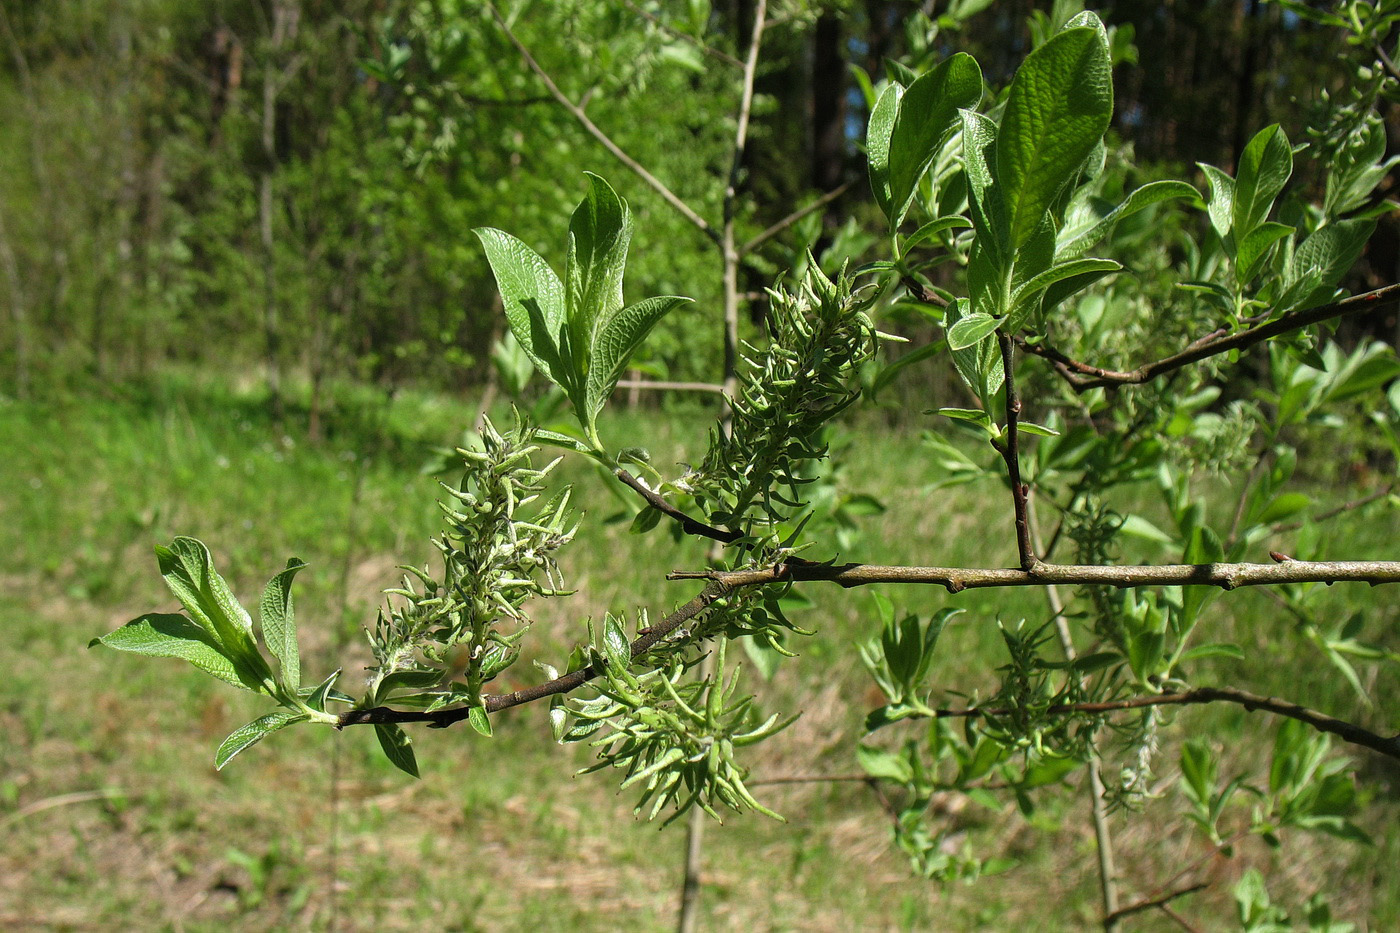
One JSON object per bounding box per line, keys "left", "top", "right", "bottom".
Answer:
{"left": 1016, "top": 283, "right": 1400, "bottom": 392}
{"left": 997, "top": 331, "right": 1036, "bottom": 570}
{"left": 924, "top": 686, "right": 1400, "bottom": 761}
{"left": 336, "top": 582, "right": 732, "bottom": 729}
{"left": 671, "top": 558, "right": 1400, "bottom": 593}
{"left": 1102, "top": 883, "right": 1210, "bottom": 928}
{"left": 613, "top": 468, "right": 740, "bottom": 543}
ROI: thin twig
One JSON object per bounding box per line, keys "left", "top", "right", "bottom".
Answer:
{"left": 337, "top": 582, "right": 732, "bottom": 728}
{"left": 741, "top": 181, "right": 855, "bottom": 254}
{"left": 997, "top": 331, "right": 1037, "bottom": 570}
{"left": 0, "top": 789, "right": 124, "bottom": 830}
{"left": 1103, "top": 883, "right": 1210, "bottom": 927}
{"left": 923, "top": 686, "right": 1400, "bottom": 761}
{"left": 486, "top": 2, "right": 717, "bottom": 242}
{"left": 1027, "top": 499, "right": 1119, "bottom": 928}
{"left": 671, "top": 558, "right": 1400, "bottom": 592}
{"left": 614, "top": 468, "right": 741, "bottom": 543}
{"left": 614, "top": 379, "right": 727, "bottom": 395}
{"left": 1272, "top": 483, "right": 1395, "bottom": 533}
{"left": 620, "top": 0, "right": 744, "bottom": 68}
{"left": 1016, "top": 283, "right": 1400, "bottom": 392}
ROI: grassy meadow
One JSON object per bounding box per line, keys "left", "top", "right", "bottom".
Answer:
{"left": 1, "top": 369, "right": 1396, "bottom": 931}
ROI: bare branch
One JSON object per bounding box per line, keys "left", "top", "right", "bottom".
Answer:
{"left": 613, "top": 468, "right": 741, "bottom": 543}
{"left": 1016, "top": 283, "right": 1400, "bottom": 392}
{"left": 926, "top": 686, "right": 1400, "bottom": 762}
{"left": 1272, "top": 483, "right": 1395, "bottom": 533}
{"left": 620, "top": 0, "right": 744, "bottom": 68}
{"left": 614, "top": 379, "right": 727, "bottom": 395}
{"left": 672, "top": 558, "right": 1400, "bottom": 592}
{"left": 1103, "top": 884, "right": 1210, "bottom": 928}
{"left": 741, "top": 181, "right": 855, "bottom": 255}
{"left": 485, "top": 2, "right": 717, "bottom": 243}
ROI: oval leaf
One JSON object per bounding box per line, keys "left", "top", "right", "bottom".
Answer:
{"left": 474, "top": 227, "right": 566, "bottom": 376}
{"left": 215, "top": 711, "right": 303, "bottom": 770}
{"left": 888, "top": 53, "right": 983, "bottom": 227}
{"left": 92, "top": 613, "right": 257, "bottom": 691}
{"left": 999, "top": 25, "right": 1113, "bottom": 250}
{"left": 259, "top": 558, "right": 306, "bottom": 692}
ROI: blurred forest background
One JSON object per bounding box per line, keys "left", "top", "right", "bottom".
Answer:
{"left": 2, "top": 1, "right": 1399, "bottom": 930}
{"left": 1, "top": 0, "right": 1395, "bottom": 412}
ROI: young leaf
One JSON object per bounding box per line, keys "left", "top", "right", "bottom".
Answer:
{"left": 155, "top": 538, "right": 272, "bottom": 688}
{"left": 867, "top": 81, "right": 904, "bottom": 222}
{"left": 997, "top": 24, "right": 1113, "bottom": 251}
{"left": 1008, "top": 258, "right": 1121, "bottom": 322}
{"left": 946, "top": 311, "right": 1001, "bottom": 350}
{"left": 1056, "top": 180, "right": 1199, "bottom": 260}
{"left": 567, "top": 173, "right": 632, "bottom": 358}
{"left": 473, "top": 227, "right": 567, "bottom": 375}
{"left": 1232, "top": 124, "right": 1293, "bottom": 238}
{"left": 1197, "top": 163, "right": 1237, "bottom": 242}
{"left": 960, "top": 110, "right": 1008, "bottom": 266}
{"left": 1235, "top": 221, "right": 1294, "bottom": 284}
{"left": 374, "top": 722, "right": 420, "bottom": 778}
{"left": 215, "top": 710, "right": 304, "bottom": 770}
{"left": 887, "top": 53, "right": 983, "bottom": 226}
{"left": 92, "top": 613, "right": 258, "bottom": 691}
{"left": 602, "top": 613, "right": 631, "bottom": 670}
{"left": 469, "top": 705, "right": 494, "bottom": 737}
{"left": 583, "top": 295, "right": 692, "bottom": 428}
{"left": 259, "top": 557, "right": 306, "bottom": 693}
{"left": 305, "top": 669, "right": 342, "bottom": 713}
{"left": 1286, "top": 218, "right": 1376, "bottom": 308}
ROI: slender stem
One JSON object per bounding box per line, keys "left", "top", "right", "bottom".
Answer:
{"left": 614, "top": 379, "right": 727, "bottom": 395}
{"left": 1272, "top": 483, "right": 1395, "bottom": 533}
{"left": 1102, "top": 884, "right": 1210, "bottom": 928}
{"left": 997, "top": 331, "right": 1036, "bottom": 570}
{"left": 671, "top": 559, "right": 1400, "bottom": 592}
{"left": 922, "top": 686, "right": 1400, "bottom": 761}
{"left": 1028, "top": 499, "right": 1119, "bottom": 928}
{"left": 486, "top": 2, "right": 717, "bottom": 243}
{"left": 620, "top": 0, "right": 744, "bottom": 68}
{"left": 614, "top": 468, "right": 740, "bottom": 543}
{"left": 1016, "top": 283, "right": 1400, "bottom": 392}
{"left": 741, "top": 181, "right": 854, "bottom": 255}
{"left": 676, "top": 647, "right": 716, "bottom": 933}
{"left": 337, "top": 582, "right": 732, "bottom": 728}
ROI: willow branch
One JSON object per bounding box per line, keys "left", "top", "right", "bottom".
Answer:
{"left": 996, "top": 331, "right": 1037, "bottom": 570}
{"left": 337, "top": 582, "right": 732, "bottom": 729}
{"left": 1103, "top": 884, "right": 1210, "bottom": 928}
{"left": 614, "top": 379, "right": 727, "bottom": 395}
{"left": 486, "top": 2, "right": 717, "bottom": 243}
{"left": 925, "top": 686, "right": 1400, "bottom": 761}
{"left": 613, "top": 468, "right": 741, "bottom": 543}
{"left": 1272, "top": 483, "right": 1395, "bottom": 533}
{"left": 671, "top": 558, "right": 1400, "bottom": 592}
{"left": 1016, "top": 283, "right": 1400, "bottom": 392}
{"left": 741, "top": 181, "right": 855, "bottom": 254}
{"left": 620, "top": 0, "right": 744, "bottom": 68}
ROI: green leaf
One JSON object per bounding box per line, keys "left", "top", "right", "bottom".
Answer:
{"left": 997, "top": 24, "right": 1113, "bottom": 250}
{"left": 1286, "top": 219, "right": 1377, "bottom": 307}
{"left": 155, "top": 538, "right": 271, "bottom": 687}
{"left": 474, "top": 227, "right": 567, "bottom": 376}
{"left": 1021, "top": 755, "right": 1080, "bottom": 788}
{"left": 567, "top": 173, "right": 631, "bottom": 349}
{"left": 305, "top": 669, "right": 341, "bottom": 713}
{"left": 947, "top": 311, "right": 1000, "bottom": 350}
{"left": 867, "top": 81, "right": 904, "bottom": 222}
{"left": 1259, "top": 492, "right": 1311, "bottom": 524}
{"left": 1233, "top": 124, "right": 1293, "bottom": 238}
{"left": 960, "top": 110, "right": 1007, "bottom": 265}
{"left": 903, "top": 216, "right": 974, "bottom": 252}
{"left": 468, "top": 705, "right": 493, "bottom": 737}
{"left": 1009, "top": 258, "right": 1120, "bottom": 322}
{"left": 602, "top": 614, "right": 631, "bottom": 670}
{"left": 215, "top": 711, "right": 303, "bottom": 770}
{"left": 374, "top": 722, "right": 420, "bottom": 778}
{"left": 534, "top": 428, "right": 595, "bottom": 456}
{"left": 584, "top": 295, "right": 691, "bottom": 428}
{"left": 857, "top": 744, "right": 914, "bottom": 783}
{"left": 92, "top": 613, "right": 257, "bottom": 691}
{"left": 259, "top": 558, "right": 306, "bottom": 692}
{"left": 888, "top": 53, "right": 983, "bottom": 226}
{"left": 1197, "top": 164, "right": 1237, "bottom": 241}
{"left": 1056, "top": 180, "right": 1199, "bottom": 260}
{"left": 1235, "top": 221, "right": 1294, "bottom": 284}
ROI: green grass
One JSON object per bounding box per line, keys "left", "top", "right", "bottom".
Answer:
{"left": 0, "top": 368, "right": 1395, "bottom": 930}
